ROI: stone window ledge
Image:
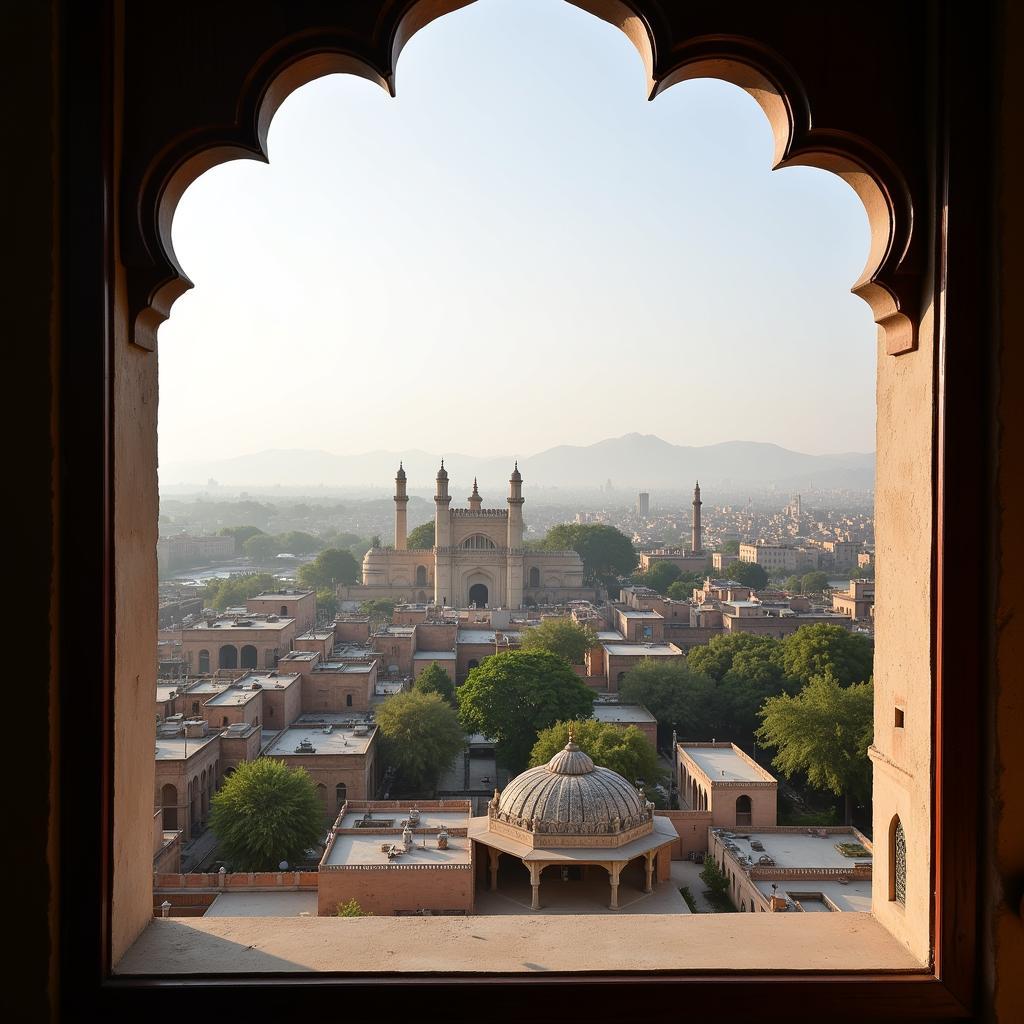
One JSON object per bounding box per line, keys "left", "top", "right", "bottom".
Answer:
{"left": 116, "top": 913, "right": 924, "bottom": 975}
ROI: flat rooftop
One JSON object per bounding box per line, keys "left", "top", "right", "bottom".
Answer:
{"left": 297, "top": 629, "right": 336, "bottom": 640}
{"left": 156, "top": 684, "right": 180, "bottom": 702}
{"left": 337, "top": 808, "right": 468, "bottom": 830}
{"left": 596, "top": 630, "right": 624, "bottom": 641}
{"left": 325, "top": 833, "right": 471, "bottom": 868}
{"left": 603, "top": 642, "right": 681, "bottom": 657}
{"left": 755, "top": 878, "right": 871, "bottom": 914}
{"left": 375, "top": 626, "right": 416, "bottom": 636}
{"left": 249, "top": 591, "right": 313, "bottom": 600}
{"left": 413, "top": 650, "right": 457, "bottom": 660}
{"left": 458, "top": 629, "right": 522, "bottom": 644}
{"left": 204, "top": 892, "right": 317, "bottom": 918}
{"left": 203, "top": 686, "right": 261, "bottom": 707}
{"left": 278, "top": 651, "right": 318, "bottom": 662}
{"left": 263, "top": 724, "right": 375, "bottom": 757}
{"left": 186, "top": 617, "right": 294, "bottom": 632}
{"left": 718, "top": 830, "right": 872, "bottom": 871}
{"left": 683, "top": 745, "right": 774, "bottom": 784}
{"left": 592, "top": 703, "right": 657, "bottom": 725}
{"left": 315, "top": 662, "right": 375, "bottom": 674}
{"left": 155, "top": 732, "right": 218, "bottom": 760}
{"left": 618, "top": 609, "right": 664, "bottom": 619}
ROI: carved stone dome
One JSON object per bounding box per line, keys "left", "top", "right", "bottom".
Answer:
{"left": 495, "top": 736, "right": 647, "bottom": 834}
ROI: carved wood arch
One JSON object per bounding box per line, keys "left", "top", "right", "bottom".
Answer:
{"left": 123, "top": 0, "right": 923, "bottom": 355}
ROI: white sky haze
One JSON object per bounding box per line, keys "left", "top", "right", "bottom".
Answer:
{"left": 158, "top": 0, "right": 876, "bottom": 469}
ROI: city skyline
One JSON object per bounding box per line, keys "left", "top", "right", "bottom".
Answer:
{"left": 157, "top": 0, "right": 877, "bottom": 467}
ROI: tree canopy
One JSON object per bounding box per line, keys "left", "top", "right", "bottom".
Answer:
{"left": 209, "top": 758, "right": 324, "bottom": 870}
{"left": 243, "top": 533, "right": 283, "bottom": 560}
{"left": 413, "top": 662, "right": 455, "bottom": 703}
{"left": 725, "top": 559, "right": 769, "bottom": 589}
{"left": 617, "top": 659, "right": 721, "bottom": 746}
{"left": 518, "top": 617, "right": 598, "bottom": 665}
{"left": 218, "top": 525, "right": 264, "bottom": 546}
{"left": 203, "top": 572, "right": 279, "bottom": 611}
{"left": 535, "top": 523, "right": 637, "bottom": 586}
{"left": 722, "top": 539, "right": 741, "bottom": 555}
{"left": 298, "top": 548, "right": 360, "bottom": 588}
{"left": 528, "top": 719, "right": 658, "bottom": 784}
{"left": 457, "top": 650, "right": 594, "bottom": 771}
{"left": 359, "top": 597, "right": 396, "bottom": 627}
{"left": 315, "top": 587, "right": 338, "bottom": 620}
{"left": 632, "top": 560, "right": 681, "bottom": 594}
{"left": 801, "top": 571, "right": 830, "bottom": 594}
{"left": 779, "top": 623, "right": 873, "bottom": 686}
{"left": 756, "top": 671, "right": 874, "bottom": 822}
{"left": 406, "top": 521, "right": 435, "bottom": 549}
{"left": 666, "top": 572, "right": 706, "bottom": 601}
{"left": 376, "top": 690, "right": 465, "bottom": 792}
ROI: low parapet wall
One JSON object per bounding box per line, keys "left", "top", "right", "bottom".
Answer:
{"left": 154, "top": 870, "right": 319, "bottom": 890}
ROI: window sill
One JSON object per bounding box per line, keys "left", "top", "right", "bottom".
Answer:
{"left": 116, "top": 912, "right": 924, "bottom": 976}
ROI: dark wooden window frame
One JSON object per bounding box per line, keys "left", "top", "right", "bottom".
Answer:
{"left": 57, "top": 0, "right": 992, "bottom": 1018}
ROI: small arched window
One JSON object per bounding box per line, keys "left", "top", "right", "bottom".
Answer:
{"left": 528, "top": 567, "right": 540, "bottom": 588}
{"left": 336, "top": 783, "right": 347, "bottom": 810}
{"left": 280, "top": 604, "right": 288, "bottom": 616}
{"left": 461, "top": 534, "right": 496, "bottom": 549}
{"left": 890, "top": 815, "right": 907, "bottom": 905}
{"left": 415, "top": 565, "right": 427, "bottom": 586}
{"left": 346, "top": 694, "right": 352, "bottom": 707}
{"left": 736, "top": 794, "right": 752, "bottom": 826}
{"left": 198, "top": 649, "right": 210, "bottom": 673}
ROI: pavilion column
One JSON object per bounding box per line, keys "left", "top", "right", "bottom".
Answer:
{"left": 488, "top": 847, "right": 500, "bottom": 891}
{"left": 644, "top": 852, "right": 654, "bottom": 894}
{"left": 609, "top": 863, "right": 621, "bottom": 910}
{"left": 528, "top": 863, "right": 542, "bottom": 910}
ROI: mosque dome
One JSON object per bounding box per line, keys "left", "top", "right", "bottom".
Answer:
{"left": 494, "top": 732, "right": 648, "bottom": 835}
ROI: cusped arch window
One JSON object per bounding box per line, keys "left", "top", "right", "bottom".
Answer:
{"left": 461, "top": 534, "right": 496, "bottom": 549}
{"left": 890, "top": 814, "right": 907, "bottom": 906}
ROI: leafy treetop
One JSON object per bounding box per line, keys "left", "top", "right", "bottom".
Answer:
{"left": 376, "top": 690, "right": 465, "bottom": 791}
{"left": 406, "top": 521, "right": 435, "bottom": 550}
{"left": 535, "top": 523, "right": 637, "bottom": 586}
{"left": 518, "top": 617, "right": 598, "bottom": 665}
{"left": 298, "top": 548, "right": 361, "bottom": 588}
{"left": 529, "top": 719, "right": 658, "bottom": 784}
{"left": 413, "top": 662, "right": 455, "bottom": 703}
{"left": 457, "top": 650, "right": 594, "bottom": 772}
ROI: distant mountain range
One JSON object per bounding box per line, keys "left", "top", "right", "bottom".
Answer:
{"left": 160, "top": 433, "right": 874, "bottom": 493}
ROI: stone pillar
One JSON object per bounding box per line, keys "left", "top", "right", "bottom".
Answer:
{"left": 644, "top": 852, "right": 654, "bottom": 893}
{"left": 528, "top": 862, "right": 542, "bottom": 910}
{"left": 489, "top": 847, "right": 500, "bottom": 891}
{"left": 394, "top": 463, "right": 408, "bottom": 550}
{"left": 609, "top": 863, "right": 621, "bottom": 910}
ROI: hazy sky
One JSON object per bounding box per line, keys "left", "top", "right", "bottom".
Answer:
{"left": 158, "top": 0, "right": 876, "bottom": 469}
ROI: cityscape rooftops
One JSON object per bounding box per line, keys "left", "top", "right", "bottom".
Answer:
{"left": 681, "top": 743, "right": 776, "bottom": 784}
{"left": 297, "top": 628, "right": 336, "bottom": 641}
{"left": 187, "top": 614, "right": 294, "bottom": 631}
{"left": 714, "top": 829, "right": 871, "bottom": 871}
{"left": 374, "top": 625, "right": 416, "bottom": 637}
{"left": 155, "top": 730, "right": 218, "bottom": 760}
{"left": 314, "top": 661, "right": 376, "bottom": 674}
{"left": 457, "top": 629, "right": 522, "bottom": 644}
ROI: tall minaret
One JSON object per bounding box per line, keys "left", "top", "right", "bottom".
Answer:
{"left": 468, "top": 477, "right": 482, "bottom": 511}
{"left": 691, "top": 480, "right": 703, "bottom": 555}
{"left": 507, "top": 462, "right": 525, "bottom": 608}
{"left": 393, "top": 462, "right": 408, "bottom": 550}
{"left": 433, "top": 461, "right": 452, "bottom": 606}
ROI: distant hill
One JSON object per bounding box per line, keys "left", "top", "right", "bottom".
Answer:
{"left": 160, "top": 433, "right": 874, "bottom": 492}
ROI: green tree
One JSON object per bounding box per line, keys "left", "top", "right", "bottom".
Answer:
{"left": 278, "top": 530, "right": 321, "bottom": 555}
{"left": 665, "top": 571, "right": 706, "bottom": 601}
{"left": 779, "top": 623, "right": 873, "bottom": 686}
{"left": 360, "top": 598, "right": 396, "bottom": 627}
{"left": 203, "top": 572, "right": 279, "bottom": 610}
{"left": 537, "top": 523, "right": 637, "bottom": 586}
{"left": 376, "top": 690, "right": 465, "bottom": 791}
{"left": 315, "top": 587, "right": 338, "bottom": 620}
{"left": 800, "top": 571, "right": 830, "bottom": 595}
{"left": 700, "top": 853, "right": 731, "bottom": 902}
{"left": 725, "top": 560, "right": 769, "bottom": 589}
{"left": 618, "top": 659, "right": 722, "bottom": 746}
{"left": 298, "top": 548, "right": 360, "bottom": 588}
{"left": 413, "top": 662, "right": 455, "bottom": 703}
{"left": 209, "top": 758, "right": 324, "bottom": 870}
{"left": 529, "top": 719, "right": 658, "bottom": 784}
{"left": 518, "top": 617, "right": 597, "bottom": 665}
{"left": 634, "top": 560, "right": 682, "bottom": 594}
{"left": 756, "top": 671, "right": 874, "bottom": 823}
{"left": 457, "top": 650, "right": 595, "bottom": 772}
{"left": 784, "top": 575, "right": 803, "bottom": 594}
{"left": 243, "top": 533, "right": 283, "bottom": 560}
{"left": 722, "top": 539, "right": 741, "bottom": 555}
{"left": 406, "top": 521, "right": 435, "bottom": 549}
{"left": 218, "top": 525, "right": 264, "bottom": 546}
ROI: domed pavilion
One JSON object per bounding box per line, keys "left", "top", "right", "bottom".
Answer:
{"left": 468, "top": 726, "right": 678, "bottom": 910}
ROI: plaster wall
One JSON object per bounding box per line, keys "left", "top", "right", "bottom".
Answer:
{"left": 317, "top": 864, "right": 475, "bottom": 917}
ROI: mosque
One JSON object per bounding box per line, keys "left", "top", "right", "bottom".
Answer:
{"left": 357, "top": 463, "right": 594, "bottom": 608}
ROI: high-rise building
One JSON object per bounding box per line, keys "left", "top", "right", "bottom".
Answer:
{"left": 636, "top": 492, "right": 650, "bottom": 517}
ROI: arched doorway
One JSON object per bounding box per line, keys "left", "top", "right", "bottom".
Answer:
{"left": 219, "top": 644, "right": 238, "bottom": 669}
{"left": 198, "top": 649, "right": 210, "bottom": 673}
{"left": 160, "top": 783, "right": 178, "bottom": 830}
{"left": 469, "top": 583, "right": 488, "bottom": 607}
{"left": 240, "top": 644, "right": 257, "bottom": 669}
